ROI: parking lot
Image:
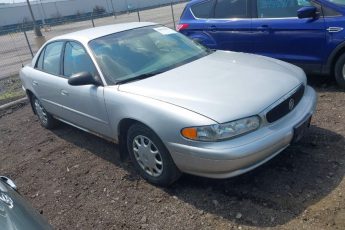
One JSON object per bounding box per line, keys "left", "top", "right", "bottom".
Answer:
{"left": 0, "top": 2, "right": 186, "bottom": 79}
{"left": 1, "top": 1, "right": 345, "bottom": 229}
{"left": 0, "top": 76, "right": 344, "bottom": 229}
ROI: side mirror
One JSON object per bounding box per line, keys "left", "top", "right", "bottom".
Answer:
{"left": 298, "top": 6, "right": 317, "bottom": 19}
{"left": 68, "top": 72, "right": 102, "bottom": 86}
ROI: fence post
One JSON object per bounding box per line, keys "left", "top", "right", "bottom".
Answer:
{"left": 137, "top": 9, "right": 141, "bottom": 22}
{"left": 171, "top": 1, "right": 176, "bottom": 30}
{"left": 23, "top": 30, "right": 34, "bottom": 58}
{"left": 91, "top": 12, "right": 95, "bottom": 27}
{"left": 110, "top": 0, "right": 116, "bottom": 19}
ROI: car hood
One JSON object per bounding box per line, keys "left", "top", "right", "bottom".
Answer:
{"left": 118, "top": 51, "right": 306, "bottom": 123}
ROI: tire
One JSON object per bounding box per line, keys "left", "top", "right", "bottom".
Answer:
{"left": 31, "top": 96, "right": 58, "bottom": 129}
{"left": 127, "top": 123, "right": 181, "bottom": 186}
{"left": 334, "top": 53, "right": 345, "bottom": 89}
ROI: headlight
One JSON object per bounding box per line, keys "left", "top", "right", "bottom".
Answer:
{"left": 181, "top": 116, "right": 260, "bottom": 141}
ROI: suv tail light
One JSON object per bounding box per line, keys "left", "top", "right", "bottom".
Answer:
{"left": 176, "top": 24, "right": 189, "bottom": 31}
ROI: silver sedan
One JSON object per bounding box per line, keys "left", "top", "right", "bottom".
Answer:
{"left": 20, "top": 22, "right": 317, "bottom": 186}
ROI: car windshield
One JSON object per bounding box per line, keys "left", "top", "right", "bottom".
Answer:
{"left": 89, "top": 25, "right": 210, "bottom": 85}
{"left": 325, "top": 0, "right": 345, "bottom": 5}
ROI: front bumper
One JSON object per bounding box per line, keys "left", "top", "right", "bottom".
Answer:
{"left": 166, "top": 86, "right": 317, "bottom": 179}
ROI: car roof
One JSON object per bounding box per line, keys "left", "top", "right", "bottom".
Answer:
{"left": 49, "top": 22, "right": 158, "bottom": 44}
{"left": 189, "top": 0, "right": 206, "bottom": 4}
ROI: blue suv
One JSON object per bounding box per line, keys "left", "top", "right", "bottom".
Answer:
{"left": 178, "top": 0, "right": 345, "bottom": 89}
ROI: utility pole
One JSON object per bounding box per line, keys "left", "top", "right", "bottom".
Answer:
{"left": 171, "top": 1, "right": 176, "bottom": 30}
{"left": 26, "top": 0, "right": 43, "bottom": 37}
{"left": 39, "top": 0, "right": 46, "bottom": 25}
{"left": 110, "top": 0, "right": 116, "bottom": 18}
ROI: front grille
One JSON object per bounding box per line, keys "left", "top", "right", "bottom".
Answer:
{"left": 266, "top": 85, "right": 305, "bottom": 123}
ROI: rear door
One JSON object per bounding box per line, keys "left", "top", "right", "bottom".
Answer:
{"left": 204, "top": 0, "right": 253, "bottom": 52}
{"left": 251, "top": 0, "right": 326, "bottom": 71}
{"left": 179, "top": 0, "right": 217, "bottom": 48}
{"left": 32, "top": 41, "right": 65, "bottom": 117}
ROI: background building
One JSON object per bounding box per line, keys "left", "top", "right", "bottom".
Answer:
{"left": 0, "top": 0, "right": 183, "bottom": 27}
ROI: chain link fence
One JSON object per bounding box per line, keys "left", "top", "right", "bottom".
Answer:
{"left": 0, "top": 1, "right": 187, "bottom": 104}
{"left": 0, "top": 1, "right": 187, "bottom": 78}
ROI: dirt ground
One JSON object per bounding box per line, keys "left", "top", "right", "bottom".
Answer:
{"left": 0, "top": 76, "right": 344, "bottom": 230}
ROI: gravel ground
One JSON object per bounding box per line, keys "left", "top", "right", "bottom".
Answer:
{"left": 0, "top": 76, "right": 344, "bottom": 230}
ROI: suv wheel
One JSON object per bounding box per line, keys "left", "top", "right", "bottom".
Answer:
{"left": 334, "top": 53, "right": 345, "bottom": 89}
{"left": 127, "top": 123, "right": 181, "bottom": 186}
{"left": 32, "top": 96, "right": 58, "bottom": 129}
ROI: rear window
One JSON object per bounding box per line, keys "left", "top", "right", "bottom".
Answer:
{"left": 191, "top": 0, "right": 215, "bottom": 18}
{"left": 214, "top": 0, "right": 250, "bottom": 18}
{"left": 35, "top": 41, "right": 64, "bottom": 76}
{"left": 43, "top": 42, "right": 64, "bottom": 75}
{"left": 36, "top": 49, "right": 45, "bottom": 70}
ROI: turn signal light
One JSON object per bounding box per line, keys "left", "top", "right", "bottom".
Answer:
{"left": 181, "top": 127, "right": 197, "bottom": 140}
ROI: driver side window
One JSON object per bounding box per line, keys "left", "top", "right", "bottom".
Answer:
{"left": 63, "top": 41, "right": 98, "bottom": 78}
{"left": 257, "top": 0, "right": 312, "bottom": 18}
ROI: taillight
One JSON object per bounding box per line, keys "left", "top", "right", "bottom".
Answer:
{"left": 176, "top": 24, "right": 189, "bottom": 31}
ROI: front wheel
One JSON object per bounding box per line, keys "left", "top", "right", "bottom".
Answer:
{"left": 127, "top": 123, "right": 181, "bottom": 186}
{"left": 334, "top": 53, "right": 345, "bottom": 89}
{"left": 32, "top": 96, "right": 58, "bottom": 129}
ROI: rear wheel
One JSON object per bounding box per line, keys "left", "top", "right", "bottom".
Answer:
{"left": 127, "top": 123, "right": 181, "bottom": 186}
{"left": 334, "top": 53, "right": 345, "bottom": 89}
{"left": 32, "top": 96, "right": 58, "bottom": 129}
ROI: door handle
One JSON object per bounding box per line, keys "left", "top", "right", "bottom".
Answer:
{"left": 257, "top": 25, "right": 271, "bottom": 31}
{"left": 208, "top": 25, "right": 217, "bottom": 32}
{"left": 60, "top": 89, "right": 69, "bottom": 96}
{"left": 327, "top": 27, "right": 343, "bottom": 33}
{"left": 32, "top": 81, "right": 38, "bottom": 86}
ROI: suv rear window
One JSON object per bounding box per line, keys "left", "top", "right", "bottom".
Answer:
{"left": 191, "top": 0, "right": 215, "bottom": 18}
{"left": 214, "top": 0, "right": 250, "bottom": 18}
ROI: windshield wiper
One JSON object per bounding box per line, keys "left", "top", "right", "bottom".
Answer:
{"left": 116, "top": 71, "right": 163, "bottom": 85}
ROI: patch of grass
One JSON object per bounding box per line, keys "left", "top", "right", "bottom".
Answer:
{"left": 0, "top": 90, "right": 25, "bottom": 101}
{"left": 0, "top": 75, "right": 26, "bottom": 105}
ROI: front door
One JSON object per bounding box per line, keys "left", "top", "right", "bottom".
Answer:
{"left": 60, "top": 41, "right": 112, "bottom": 138}
{"left": 251, "top": 0, "right": 326, "bottom": 71}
